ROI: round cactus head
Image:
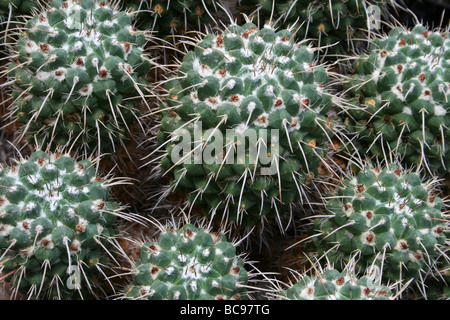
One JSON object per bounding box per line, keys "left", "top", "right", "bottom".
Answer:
{"left": 344, "top": 24, "right": 450, "bottom": 174}
{"left": 0, "top": 150, "right": 127, "bottom": 299}
{"left": 310, "top": 162, "right": 448, "bottom": 283}
{"left": 156, "top": 22, "right": 342, "bottom": 229}
{"left": 6, "top": 0, "right": 153, "bottom": 158}
{"left": 122, "top": 221, "right": 250, "bottom": 300}
{"left": 275, "top": 263, "right": 395, "bottom": 300}
{"left": 239, "top": 0, "right": 399, "bottom": 59}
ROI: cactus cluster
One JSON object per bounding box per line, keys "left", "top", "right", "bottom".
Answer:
{"left": 6, "top": 0, "right": 151, "bottom": 157}
{"left": 0, "top": 150, "right": 123, "bottom": 299}
{"left": 310, "top": 163, "right": 448, "bottom": 283}
{"left": 344, "top": 25, "right": 450, "bottom": 174}
{"left": 123, "top": 223, "right": 249, "bottom": 300}
{"left": 0, "top": 0, "right": 448, "bottom": 303}
{"left": 157, "top": 22, "right": 340, "bottom": 228}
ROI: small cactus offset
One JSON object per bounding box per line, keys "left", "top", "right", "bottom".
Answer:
{"left": 309, "top": 163, "right": 448, "bottom": 284}
{"left": 274, "top": 264, "right": 394, "bottom": 300}
{"left": 343, "top": 24, "right": 450, "bottom": 174}
{"left": 157, "top": 22, "right": 342, "bottom": 228}
{"left": 122, "top": 222, "right": 249, "bottom": 300}
{"left": 5, "top": 0, "right": 153, "bottom": 157}
{"left": 0, "top": 150, "right": 126, "bottom": 299}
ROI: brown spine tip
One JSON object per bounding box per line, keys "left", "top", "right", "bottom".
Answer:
{"left": 216, "top": 35, "right": 223, "bottom": 48}
{"left": 151, "top": 267, "right": 159, "bottom": 274}
{"left": 40, "top": 43, "right": 50, "bottom": 53}
{"left": 365, "top": 233, "right": 374, "bottom": 243}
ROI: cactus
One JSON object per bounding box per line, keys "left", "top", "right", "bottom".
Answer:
{"left": 5, "top": 0, "right": 152, "bottom": 157}
{"left": 343, "top": 24, "right": 450, "bottom": 174}
{"left": 309, "top": 162, "right": 448, "bottom": 284}
{"left": 122, "top": 222, "right": 249, "bottom": 300}
{"left": 0, "top": 150, "right": 126, "bottom": 299}
{"left": 274, "top": 264, "right": 394, "bottom": 300}
{"left": 239, "top": 0, "right": 397, "bottom": 59}
{"left": 156, "top": 22, "right": 342, "bottom": 229}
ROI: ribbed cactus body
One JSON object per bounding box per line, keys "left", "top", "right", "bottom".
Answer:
{"left": 311, "top": 164, "right": 448, "bottom": 282}
{"left": 123, "top": 224, "right": 248, "bottom": 300}
{"left": 344, "top": 25, "right": 450, "bottom": 173}
{"left": 0, "top": 151, "right": 122, "bottom": 299}
{"left": 8, "top": 0, "right": 151, "bottom": 156}
{"left": 158, "top": 23, "right": 337, "bottom": 227}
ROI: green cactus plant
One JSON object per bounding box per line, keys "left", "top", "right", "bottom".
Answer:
{"left": 239, "top": 0, "right": 398, "bottom": 59}
{"left": 122, "top": 222, "right": 249, "bottom": 300}
{"left": 0, "top": 150, "right": 127, "bottom": 299}
{"left": 343, "top": 24, "right": 450, "bottom": 174}
{"left": 5, "top": 0, "right": 153, "bottom": 158}
{"left": 308, "top": 162, "right": 448, "bottom": 284}
{"left": 156, "top": 22, "right": 343, "bottom": 229}
{"left": 274, "top": 264, "right": 395, "bottom": 300}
